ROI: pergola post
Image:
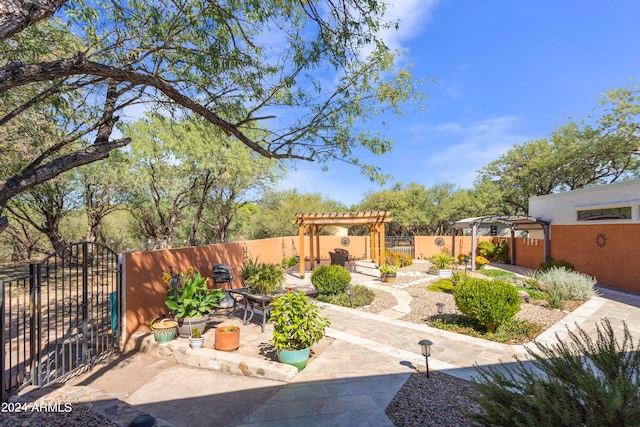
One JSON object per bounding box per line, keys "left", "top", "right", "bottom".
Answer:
{"left": 379, "top": 223, "right": 386, "bottom": 266}
{"left": 315, "top": 225, "right": 321, "bottom": 265}
{"left": 471, "top": 223, "right": 478, "bottom": 271}
{"left": 298, "top": 225, "right": 305, "bottom": 278}
{"left": 308, "top": 224, "right": 315, "bottom": 270}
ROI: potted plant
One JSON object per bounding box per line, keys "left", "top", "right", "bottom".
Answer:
{"left": 430, "top": 252, "right": 456, "bottom": 277}
{"left": 379, "top": 264, "right": 398, "bottom": 282}
{"left": 163, "top": 266, "right": 225, "bottom": 338}
{"left": 243, "top": 262, "right": 285, "bottom": 295}
{"left": 269, "top": 291, "right": 330, "bottom": 371}
{"left": 189, "top": 327, "right": 205, "bottom": 349}
{"left": 214, "top": 325, "right": 240, "bottom": 351}
{"left": 149, "top": 316, "right": 178, "bottom": 344}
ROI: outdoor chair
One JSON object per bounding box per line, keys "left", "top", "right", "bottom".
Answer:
{"left": 329, "top": 251, "right": 353, "bottom": 271}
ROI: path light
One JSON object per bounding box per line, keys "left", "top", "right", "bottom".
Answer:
{"left": 418, "top": 339, "right": 433, "bottom": 378}
{"left": 346, "top": 285, "right": 352, "bottom": 307}
{"left": 436, "top": 302, "right": 445, "bottom": 315}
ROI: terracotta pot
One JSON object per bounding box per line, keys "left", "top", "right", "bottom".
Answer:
{"left": 214, "top": 326, "right": 240, "bottom": 351}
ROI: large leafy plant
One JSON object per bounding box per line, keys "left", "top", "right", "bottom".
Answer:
{"left": 164, "top": 267, "right": 224, "bottom": 318}
{"left": 270, "top": 291, "right": 330, "bottom": 351}
{"left": 243, "top": 262, "right": 285, "bottom": 295}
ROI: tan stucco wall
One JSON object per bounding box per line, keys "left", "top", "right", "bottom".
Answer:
{"left": 549, "top": 224, "right": 639, "bottom": 293}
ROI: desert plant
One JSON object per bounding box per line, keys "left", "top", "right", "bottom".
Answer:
{"left": 240, "top": 256, "right": 261, "bottom": 281}
{"left": 270, "top": 291, "right": 330, "bottom": 350}
{"left": 190, "top": 327, "right": 202, "bottom": 338}
{"left": 468, "top": 319, "right": 640, "bottom": 426}
{"left": 537, "top": 267, "right": 598, "bottom": 308}
{"left": 311, "top": 265, "right": 351, "bottom": 295}
{"left": 431, "top": 251, "right": 456, "bottom": 270}
{"left": 243, "top": 262, "right": 285, "bottom": 294}
{"left": 315, "top": 284, "right": 375, "bottom": 307}
{"left": 281, "top": 256, "right": 299, "bottom": 269}
{"left": 453, "top": 278, "right": 520, "bottom": 332}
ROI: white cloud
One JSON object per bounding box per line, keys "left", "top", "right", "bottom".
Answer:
{"left": 408, "top": 116, "right": 531, "bottom": 187}
{"left": 379, "top": 0, "right": 439, "bottom": 52}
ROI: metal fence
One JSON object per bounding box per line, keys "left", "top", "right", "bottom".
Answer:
{"left": 385, "top": 236, "right": 415, "bottom": 258}
{"left": 1, "top": 242, "right": 121, "bottom": 402}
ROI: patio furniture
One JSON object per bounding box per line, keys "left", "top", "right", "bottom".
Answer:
{"left": 331, "top": 249, "right": 355, "bottom": 271}
{"left": 228, "top": 288, "right": 318, "bottom": 333}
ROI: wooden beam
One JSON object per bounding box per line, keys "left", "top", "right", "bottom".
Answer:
{"left": 299, "top": 224, "right": 305, "bottom": 278}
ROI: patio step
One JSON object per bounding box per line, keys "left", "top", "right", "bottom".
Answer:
{"left": 128, "top": 332, "right": 299, "bottom": 382}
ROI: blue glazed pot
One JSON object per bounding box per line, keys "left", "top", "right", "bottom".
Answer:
{"left": 278, "top": 347, "right": 310, "bottom": 371}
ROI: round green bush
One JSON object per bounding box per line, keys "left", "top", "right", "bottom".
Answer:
{"left": 311, "top": 265, "right": 351, "bottom": 295}
{"left": 453, "top": 278, "right": 520, "bottom": 332}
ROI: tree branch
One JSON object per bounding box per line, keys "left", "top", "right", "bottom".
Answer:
{"left": 0, "top": 0, "right": 68, "bottom": 41}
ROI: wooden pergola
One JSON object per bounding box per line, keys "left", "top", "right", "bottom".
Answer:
{"left": 293, "top": 211, "right": 392, "bottom": 278}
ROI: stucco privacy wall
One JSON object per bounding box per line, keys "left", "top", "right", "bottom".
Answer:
{"left": 123, "top": 236, "right": 369, "bottom": 342}
{"left": 549, "top": 224, "right": 639, "bottom": 293}
{"left": 414, "top": 235, "right": 495, "bottom": 259}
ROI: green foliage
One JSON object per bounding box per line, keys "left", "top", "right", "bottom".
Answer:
{"left": 190, "top": 327, "right": 202, "bottom": 338}
{"left": 379, "top": 264, "right": 398, "bottom": 275}
{"left": 539, "top": 257, "right": 575, "bottom": 272}
{"left": 468, "top": 319, "right": 640, "bottom": 426}
{"left": 478, "top": 239, "right": 509, "bottom": 262}
{"left": 479, "top": 269, "right": 514, "bottom": 279}
{"left": 243, "top": 262, "right": 285, "bottom": 295}
{"left": 537, "top": 267, "right": 598, "bottom": 308}
{"left": 270, "top": 291, "right": 330, "bottom": 351}
{"left": 240, "top": 256, "right": 260, "bottom": 281}
{"left": 428, "top": 316, "right": 541, "bottom": 343}
{"left": 430, "top": 251, "right": 456, "bottom": 270}
{"left": 282, "top": 256, "right": 299, "bottom": 269}
{"left": 384, "top": 249, "right": 413, "bottom": 267}
{"left": 311, "top": 265, "right": 352, "bottom": 295}
{"left": 427, "top": 279, "right": 454, "bottom": 293}
{"left": 476, "top": 241, "right": 495, "bottom": 259}
{"left": 315, "top": 284, "right": 375, "bottom": 307}
{"left": 164, "top": 267, "right": 224, "bottom": 318}
{"left": 453, "top": 278, "right": 520, "bottom": 333}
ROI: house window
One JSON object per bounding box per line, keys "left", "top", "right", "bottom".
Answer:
{"left": 489, "top": 225, "right": 498, "bottom": 236}
{"left": 577, "top": 206, "right": 632, "bottom": 221}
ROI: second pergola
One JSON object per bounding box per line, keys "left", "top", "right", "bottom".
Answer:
{"left": 293, "top": 211, "right": 392, "bottom": 278}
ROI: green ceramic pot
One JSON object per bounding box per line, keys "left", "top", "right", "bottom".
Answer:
{"left": 278, "top": 347, "right": 310, "bottom": 371}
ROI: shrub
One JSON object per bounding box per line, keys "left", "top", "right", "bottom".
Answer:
{"left": 453, "top": 278, "right": 520, "bottom": 332}
{"left": 539, "top": 257, "right": 574, "bottom": 272}
{"left": 281, "top": 256, "right": 298, "bottom": 268}
{"left": 475, "top": 255, "right": 490, "bottom": 268}
{"left": 431, "top": 251, "right": 456, "bottom": 269}
{"left": 468, "top": 319, "right": 640, "bottom": 426}
{"left": 311, "top": 265, "right": 351, "bottom": 295}
{"left": 536, "top": 267, "right": 598, "bottom": 308}
{"left": 315, "top": 284, "right": 375, "bottom": 307}
{"left": 477, "top": 241, "right": 495, "bottom": 259}
{"left": 385, "top": 249, "right": 413, "bottom": 267}
{"left": 243, "top": 262, "right": 285, "bottom": 294}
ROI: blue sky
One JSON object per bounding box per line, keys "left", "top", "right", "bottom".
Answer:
{"left": 279, "top": 0, "right": 640, "bottom": 207}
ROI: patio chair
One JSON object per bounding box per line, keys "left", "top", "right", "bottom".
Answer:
{"left": 329, "top": 251, "right": 354, "bottom": 271}
{"left": 334, "top": 248, "right": 355, "bottom": 271}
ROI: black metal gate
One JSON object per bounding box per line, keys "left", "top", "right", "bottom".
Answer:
{"left": 385, "top": 236, "right": 415, "bottom": 258}
{"left": 1, "top": 242, "right": 121, "bottom": 402}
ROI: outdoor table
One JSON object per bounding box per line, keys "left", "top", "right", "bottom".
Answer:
{"left": 227, "top": 288, "right": 284, "bottom": 333}
{"left": 228, "top": 287, "right": 318, "bottom": 333}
